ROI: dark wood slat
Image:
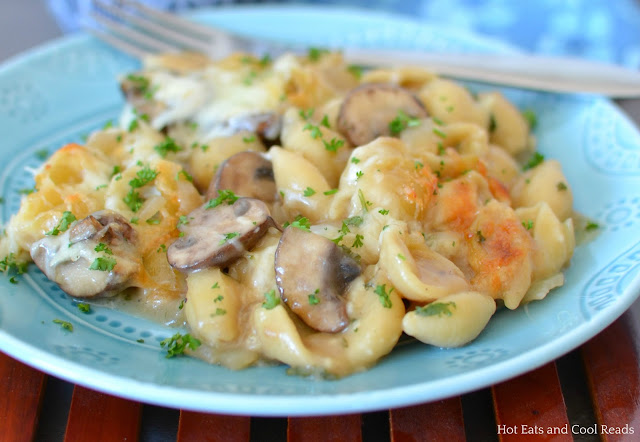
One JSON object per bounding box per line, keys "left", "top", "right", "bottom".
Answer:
{"left": 0, "top": 352, "right": 47, "bottom": 442}
{"left": 64, "top": 386, "right": 141, "bottom": 442}
{"left": 287, "top": 414, "right": 362, "bottom": 442}
{"left": 492, "top": 362, "right": 571, "bottom": 441}
{"left": 390, "top": 397, "right": 466, "bottom": 442}
{"left": 581, "top": 313, "right": 640, "bottom": 441}
{"left": 177, "top": 411, "right": 250, "bottom": 442}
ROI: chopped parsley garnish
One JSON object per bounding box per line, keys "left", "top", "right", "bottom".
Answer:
{"left": 95, "top": 184, "right": 108, "bottom": 190}
{"left": 178, "top": 215, "right": 191, "bottom": 226}
{"left": 160, "top": 333, "right": 201, "bottom": 358}
{"left": 347, "top": 64, "right": 364, "bottom": 79}
{"left": 129, "top": 165, "right": 159, "bottom": 188}
{"left": 476, "top": 230, "right": 486, "bottom": 243}
{"left": 303, "top": 122, "right": 322, "bottom": 139}
{"left": 89, "top": 257, "right": 117, "bottom": 272}
{"left": 154, "top": 137, "right": 183, "bottom": 157}
{"left": 323, "top": 189, "right": 338, "bottom": 195}
{"left": 378, "top": 209, "right": 390, "bottom": 215}
{"left": 320, "top": 115, "right": 331, "bottom": 128}
{"left": 299, "top": 108, "right": 314, "bottom": 120}
{"left": 53, "top": 319, "right": 73, "bottom": 331}
{"left": 350, "top": 157, "right": 361, "bottom": 164}
{"left": 262, "top": 289, "right": 280, "bottom": 309}
{"left": 585, "top": 221, "right": 600, "bottom": 231}
{"left": 45, "top": 211, "right": 76, "bottom": 236}
{"left": 522, "top": 109, "right": 538, "bottom": 130}
{"left": 522, "top": 220, "right": 534, "bottom": 230}
{"left": 77, "top": 303, "right": 91, "bottom": 313}
{"left": 219, "top": 232, "right": 239, "bottom": 245}
{"left": 303, "top": 187, "right": 316, "bottom": 197}
{"left": 373, "top": 284, "right": 393, "bottom": 308}
{"left": 211, "top": 282, "right": 220, "bottom": 289}
{"left": 344, "top": 216, "right": 364, "bottom": 227}
{"left": 35, "top": 149, "right": 49, "bottom": 160}
{"left": 214, "top": 308, "right": 226, "bottom": 316}
{"left": 357, "top": 189, "right": 372, "bottom": 212}
{"left": 489, "top": 114, "right": 497, "bottom": 133}
{"left": 415, "top": 301, "right": 456, "bottom": 317}
{"left": 94, "top": 243, "right": 113, "bottom": 255}
{"left": 437, "top": 142, "right": 446, "bottom": 155}
{"left": 557, "top": 182, "right": 568, "bottom": 191}
{"left": 176, "top": 169, "right": 193, "bottom": 182}
{"left": 389, "top": 110, "right": 421, "bottom": 135}
{"left": 308, "top": 47, "right": 329, "bottom": 61}
{"left": 205, "top": 190, "right": 239, "bottom": 209}
{"left": 123, "top": 190, "right": 145, "bottom": 212}
{"left": 397, "top": 253, "right": 406, "bottom": 260}
{"left": 355, "top": 171, "right": 364, "bottom": 180}
{"left": 126, "top": 74, "right": 150, "bottom": 94}
{"left": 157, "top": 244, "right": 167, "bottom": 253}
{"left": 351, "top": 234, "right": 364, "bottom": 248}
{"left": 243, "top": 135, "right": 256, "bottom": 143}
{"left": 414, "top": 161, "right": 424, "bottom": 171}
{"left": 523, "top": 152, "right": 545, "bottom": 171}
{"left": 322, "top": 137, "right": 344, "bottom": 152}
{"left": 18, "top": 188, "right": 36, "bottom": 195}
{"left": 284, "top": 215, "right": 311, "bottom": 232}
{"left": 432, "top": 128, "right": 447, "bottom": 139}
{"left": 308, "top": 289, "right": 320, "bottom": 305}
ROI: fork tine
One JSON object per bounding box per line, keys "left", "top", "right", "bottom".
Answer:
{"left": 90, "top": 9, "right": 178, "bottom": 54}
{"left": 83, "top": 21, "right": 149, "bottom": 59}
{"left": 93, "top": 0, "right": 213, "bottom": 54}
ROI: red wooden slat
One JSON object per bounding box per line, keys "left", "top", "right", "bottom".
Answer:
{"left": 492, "top": 362, "right": 571, "bottom": 442}
{"left": 177, "top": 411, "right": 250, "bottom": 442}
{"left": 390, "top": 397, "right": 466, "bottom": 442}
{"left": 64, "top": 386, "right": 141, "bottom": 442}
{"left": 581, "top": 313, "right": 640, "bottom": 441}
{"left": 0, "top": 352, "right": 47, "bottom": 442}
{"left": 287, "top": 414, "right": 362, "bottom": 442}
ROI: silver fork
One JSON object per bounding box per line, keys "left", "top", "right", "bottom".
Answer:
{"left": 86, "top": 0, "right": 640, "bottom": 97}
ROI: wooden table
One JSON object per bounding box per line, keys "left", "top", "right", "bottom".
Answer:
{"left": 2, "top": 304, "right": 640, "bottom": 442}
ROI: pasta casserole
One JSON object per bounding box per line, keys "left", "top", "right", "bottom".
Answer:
{"left": 0, "top": 50, "right": 576, "bottom": 377}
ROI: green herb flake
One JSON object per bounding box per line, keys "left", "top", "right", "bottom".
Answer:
{"left": 355, "top": 171, "right": 364, "bottom": 180}
{"left": 308, "top": 289, "right": 321, "bottom": 305}
{"left": 262, "top": 289, "right": 280, "bottom": 309}
{"left": 219, "top": 232, "right": 239, "bottom": 245}
{"left": 522, "top": 109, "right": 538, "bottom": 130}
{"left": 415, "top": 301, "right": 456, "bottom": 317}
{"left": 351, "top": 234, "right": 364, "bottom": 248}
{"left": 476, "top": 230, "right": 486, "bottom": 243}
{"left": 35, "top": 149, "right": 49, "bottom": 160}
{"left": 522, "top": 220, "right": 534, "bottom": 230}
{"left": 320, "top": 115, "right": 331, "bottom": 128}
{"left": 243, "top": 135, "right": 256, "bottom": 143}
{"left": 378, "top": 209, "right": 389, "bottom": 215}
{"left": 284, "top": 215, "right": 311, "bottom": 232}
{"left": 389, "top": 110, "right": 421, "bottom": 135}
{"left": 89, "top": 257, "right": 117, "bottom": 272}
{"left": 94, "top": 243, "right": 113, "bottom": 255}
{"left": 154, "top": 137, "right": 183, "bottom": 157}
{"left": 308, "top": 47, "right": 328, "bottom": 62}
{"left": 585, "top": 221, "right": 600, "bottom": 231}
{"left": 303, "top": 187, "right": 316, "bottom": 197}
{"left": 397, "top": 253, "right": 406, "bottom": 260}
{"left": 489, "top": 114, "right": 497, "bottom": 133}
{"left": 323, "top": 189, "right": 339, "bottom": 195}
{"left": 347, "top": 64, "right": 364, "bottom": 79}
{"left": 432, "top": 128, "right": 447, "bottom": 139}
{"left": 46, "top": 211, "right": 77, "bottom": 236}
{"left": 53, "top": 319, "right": 73, "bottom": 331}
{"left": 350, "top": 157, "right": 361, "bottom": 164}
{"left": 373, "top": 284, "right": 393, "bottom": 308}
{"left": 77, "top": 303, "right": 91, "bottom": 313}
{"left": 160, "top": 333, "right": 201, "bottom": 358}
{"left": 557, "top": 182, "right": 568, "bottom": 191}
{"left": 323, "top": 137, "right": 344, "bottom": 152}
{"left": 205, "top": 190, "right": 239, "bottom": 209}
{"left": 357, "top": 189, "right": 372, "bottom": 212}
{"left": 299, "top": 108, "right": 314, "bottom": 120}
{"left": 303, "top": 122, "right": 322, "bottom": 139}
{"left": 523, "top": 152, "right": 545, "bottom": 171}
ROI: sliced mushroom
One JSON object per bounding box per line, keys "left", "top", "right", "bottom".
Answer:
{"left": 30, "top": 210, "right": 140, "bottom": 298}
{"left": 167, "top": 198, "right": 275, "bottom": 271}
{"left": 206, "top": 151, "right": 276, "bottom": 203}
{"left": 337, "top": 83, "right": 428, "bottom": 146}
{"left": 274, "top": 227, "right": 361, "bottom": 333}
{"left": 120, "top": 73, "right": 166, "bottom": 121}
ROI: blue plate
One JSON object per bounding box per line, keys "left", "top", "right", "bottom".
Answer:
{"left": 1, "top": 6, "right": 640, "bottom": 416}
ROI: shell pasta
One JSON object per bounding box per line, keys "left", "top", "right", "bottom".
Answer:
{"left": 0, "top": 51, "right": 576, "bottom": 377}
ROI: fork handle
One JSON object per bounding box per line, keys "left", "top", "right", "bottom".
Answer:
{"left": 343, "top": 49, "right": 640, "bottom": 97}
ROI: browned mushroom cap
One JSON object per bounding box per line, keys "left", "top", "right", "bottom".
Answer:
{"left": 337, "top": 83, "right": 428, "bottom": 146}
{"left": 120, "top": 73, "right": 166, "bottom": 121}
{"left": 30, "top": 210, "right": 141, "bottom": 298}
{"left": 274, "top": 227, "right": 361, "bottom": 333}
{"left": 167, "top": 198, "right": 275, "bottom": 271}
{"left": 206, "top": 151, "right": 276, "bottom": 203}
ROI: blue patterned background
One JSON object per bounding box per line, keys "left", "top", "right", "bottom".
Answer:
{"left": 47, "top": 0, "right": 640, "bottom": 69}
